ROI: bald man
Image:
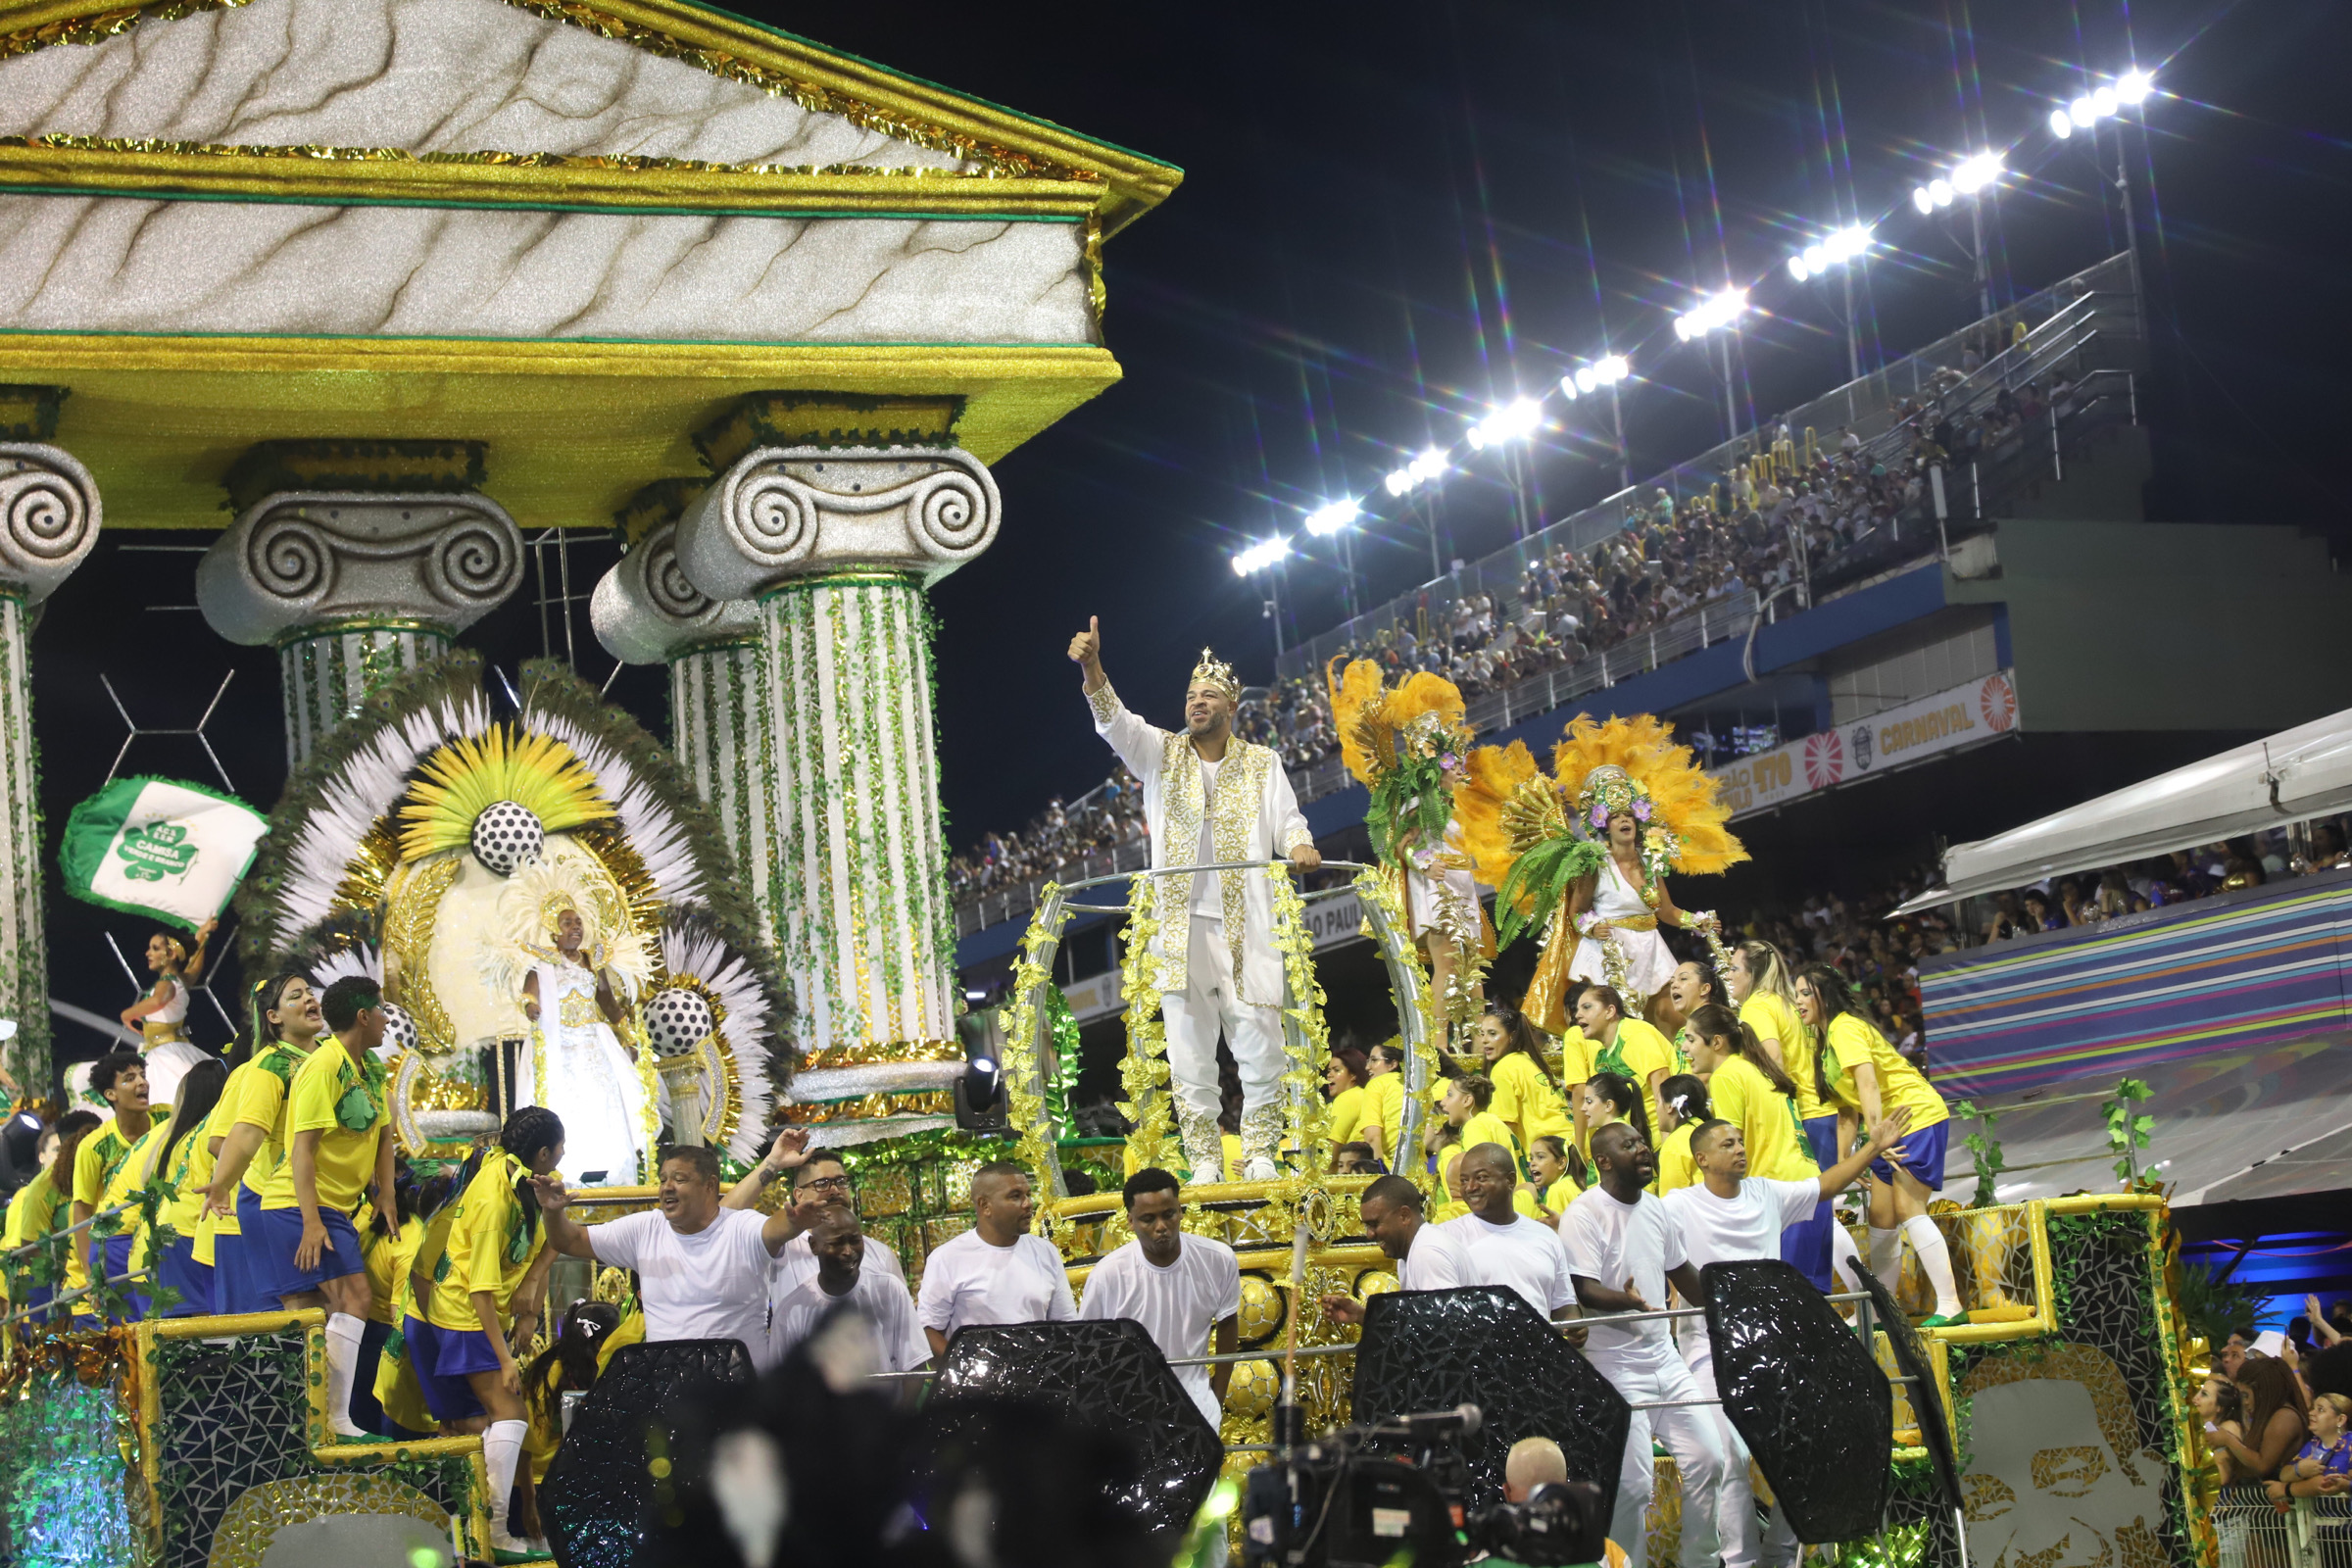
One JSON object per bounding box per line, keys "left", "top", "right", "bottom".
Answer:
{"left": 916, "top": 1161, "right": 1076, "bottom": 1358}
{"left": 1506, "top": 1436, "right": 1569, "bottom": 1502}
{"left": 1560, "top": 1122, "right": 1726, "bottom": 1568}
{"left": 767, "top": 1210, "right": 928, "bottom": 1374}
{"left": 1319, "top": 1175, "right": 1468, "bottom": 1326}
{"left": 1441, "top": 1143, "right": 1577, "bottom": 1321}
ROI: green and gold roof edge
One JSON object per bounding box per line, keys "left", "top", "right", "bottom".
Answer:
{"left": 0, "top": 0, "right": 1182, "bottom": 234}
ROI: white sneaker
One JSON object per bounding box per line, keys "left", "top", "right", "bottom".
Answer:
{"left": 1243, "top": 1156, "right": 1279, "bottom": 1183}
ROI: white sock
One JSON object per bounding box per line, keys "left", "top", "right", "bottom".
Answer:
{"left": 323, "top": 1313, "right": 367, "bottom": 1436}
{"left": 484, "top": 1418, "right": 528, "bottom": 1537}
{"left": 1867, "top": 1225, "right": 1899, "bottom": 1284}
{"left": 1903, "top": 1215, "right": 1964, "bottom": 1318}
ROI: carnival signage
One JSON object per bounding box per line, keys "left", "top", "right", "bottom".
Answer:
{"left": 1709, "top": 670, "right": 2018, "bottom": 818}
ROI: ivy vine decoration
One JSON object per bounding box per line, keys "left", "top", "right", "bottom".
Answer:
{"left": 1953, "top": 1099, "right": 2006, "bottom": 1208}
{"left": 2101, "top": 1077, "right": 2156, "bottom": 1190}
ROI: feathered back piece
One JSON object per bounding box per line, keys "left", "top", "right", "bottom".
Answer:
{"left": 1456, "top": 712, "right": 1746, "bottom": 948}
{"left": 1325, "top": 658, "right": 1476, "bottom": 863}
{"left": 1327, "top": 658, "right": 1394, "bottom": 788}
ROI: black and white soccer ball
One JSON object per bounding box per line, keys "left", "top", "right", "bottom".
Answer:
{"left": 470, "top": 800, "right": 545, "bottom": 876}
{"left": 378, "top": 1001, "right": 420, "bottom": 1056}
{"left": 642, "top": 986, "right": 717, "bottom": 1056}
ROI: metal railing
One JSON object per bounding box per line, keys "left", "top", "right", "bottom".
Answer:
{"left": 2215, "top": 1485, "right": 2350, "bottom": 1568}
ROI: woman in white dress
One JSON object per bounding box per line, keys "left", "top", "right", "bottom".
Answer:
{"left": 1561, "top": 766, "right": 1699, "bottom": 1014}
{"left": 515, "top": 901, "right": 649, "bottom": 1188}
{"left": 120, "top": 918, "right": 218, "bottom": 1109}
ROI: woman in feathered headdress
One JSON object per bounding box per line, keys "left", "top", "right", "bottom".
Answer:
{"left": 1460, "top": 714, "right": 1744, "bottom": 1037}
{"left": 1325, "top": 659, "right": 1492, "bottom": 1033}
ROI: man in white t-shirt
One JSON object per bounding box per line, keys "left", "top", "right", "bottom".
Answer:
{"left": 768, "top": 1209, "right": 929, "bottom": 1376}
{"left": 721, "top": 1144, "right": 907, "bottom": 1298}
{"left": 1442, "top": 1144, "right": 1578, "bottom": 1321}
{"left": 917, "top": 1161, "right": 1077, "bottom": 1358}
{"left": 1317, "top": 1175, "right": 1469, "bottom": 1328}
{"left": 1560, "top": 1124, "right": 1726, "bottom": 1568}
{"left": 1078, "top": 1166, "right": 1241, "bottom": 1426}
{"left": 535, "top": 1137, "right": 814, "bottom": 1369}
{"left": 1662, "top": 1111, "right": 1910, "bottom": 1568}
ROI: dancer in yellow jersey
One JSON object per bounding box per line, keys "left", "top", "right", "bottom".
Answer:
{"left": 1795, "top": 965, "right": 1965, "bottom": 1326}
{"left": 1322, "top": 1048, "right": 1371, "bottom": 1150}
{"left": 1358, "top": 1039, "right": 1408, "bottom": 1172}
{"left": 137, "top": 1058, "right": 228, "bottom": 1317}
{"left": 204, "top": 973, "right": 327, "bottom": 1315}
{"left": 70, "top": 1050, "right": 169, "bottom": 1322}
{"left": 1573, "top": 985, "right": 1678, "bottom": 1140}
{"left": 1522, "top": 1133, "right": 1582, "bottom": 1226}
{"left": 1, "top": 1109, "right": 99, "bottom": 1322}
{"left": 1651, "top": 1074, "right": 1708, "bottom": 1196}
{"left": 1470, "top": 1004, "right": 1572, "bottom": 1152}
{"left": 1680, "top": 1003, "right": 1838, "bottom": 1287}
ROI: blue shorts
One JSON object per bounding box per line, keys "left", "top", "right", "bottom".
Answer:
{"left": 245, "top": 1201, "right": 367, "bottom": 1303}
{"left": 1780, "top": 1203, "right": 1836, "bottom": 1292}
{"left": 156, "top": 1233, "right": 214, "bottom": 1319}
{"left": 1803, "top": 1114, "right": 1843, "bottom": 1169}
{"left": 101, "top": 1233, "right": 151, "bottom": 1323}
{"left": 1871, "top": 1117, "right": 1949, "bottom": 1192}
{"left": 404, "top": 1313, "right": 498, "bottom": 1423}
{"left": 212, "top": 1219, "right": 270, "bottom": 1315}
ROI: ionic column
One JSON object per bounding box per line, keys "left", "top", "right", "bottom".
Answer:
{"left": 588, "top": 487, "right": 769, "bottom": 936}
{"left": 676, "top": 446, "right": 999, "bottom": 1052}
{"left": 0, "top": 439, "right": 103, "bottom": 1090}
{"left": 196, "top": 484, "right": 523, "bottom": 765}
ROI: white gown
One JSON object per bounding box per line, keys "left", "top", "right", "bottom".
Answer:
{"left": 1568, "top": 858, "right": 1678, "bottom": 1004}
{"left": 139, "top": 975, "right": 213, "bottom": 1111}
{"left": 517, "top": 960, "right": 650, "bottom": 1187}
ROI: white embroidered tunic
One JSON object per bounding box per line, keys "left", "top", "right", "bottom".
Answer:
{"left": 1088, "top": 681, "right": 1312, "bottom": 1005}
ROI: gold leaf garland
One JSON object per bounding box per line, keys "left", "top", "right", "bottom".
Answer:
{"left": 1115, "top": 874, "right": 1176, "bottom": 1173}
{"left": 1353, "top": 867, "right": 1446, "bottom": 1199}
{"left": 1265, "top": 864, "right": 1330, "bottom": 1182}
{"left": 995, "top": 886, "right": 1062, "bottom": 1195}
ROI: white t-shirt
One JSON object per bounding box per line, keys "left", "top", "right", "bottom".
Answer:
{"left": 915, "top": 1229, "right": 1077, "bottom": 1339}
{"left": 1560, "top": 1186, "right": 1687, "bottom": 1361}
{"left": 1190, "top": 755, "right": 1223, "bottom": 916}
{"left": 1398, "top": 1219, "right": 1468, "bottom": 1292}
{"left": 1078, "top": 1236, "right": 1242, "bottom": 1424}
{"left": 768, "top": 1266, "right": 930, "bottom": 1374}
{"left": 1662, "top": 1177, "right": 1819, "bottom": 1274}
{"left": 589, "top": 1207, "right": 775, "bottom": 1358}
{"left": 1440, "top": 1211, "right": 1576, "bottom": 1319}
{"left": 772, "top": 1230, "right": 905, "bottom": 1297}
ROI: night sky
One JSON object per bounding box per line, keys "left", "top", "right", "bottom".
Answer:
{"left": 29, "top": 0, "right": 2352, "bottom": 1056}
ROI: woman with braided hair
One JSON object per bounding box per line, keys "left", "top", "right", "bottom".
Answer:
{"left": 408, "top": 1106, "right": 565, "bottom": 1552}
{"left": 119, "top": 918, "right": 219, "bottom": 1111}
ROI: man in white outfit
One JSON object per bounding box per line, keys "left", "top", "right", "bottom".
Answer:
{"left": 1317, "top": 1175, "right": 1468, "bottom": 1328}
{"left": 1443, "top": 1144, "right": 1580, "bottom": 1322}
{"left": 1078, "top": 1167, "right": 1241, "bottom": 1427}
{"left": 768, "top": 1209, "right": 929, "bottom": 1375}
{"left": 1662, "top": 1111, "right": 1911, "bottom": 1568}
{"left": 1068, "top": 618, "right": 1320, "bottom": 1181}
{"left": 917, "top": 1161, "right": 1076, "bottom": 1357}
{"left": 1560, "top": 1124, "right": 1728, "bottom": 1568}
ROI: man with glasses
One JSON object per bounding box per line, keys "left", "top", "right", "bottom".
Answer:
{"left": 723, "top": 1141, "right": 906, "bottom": 1295}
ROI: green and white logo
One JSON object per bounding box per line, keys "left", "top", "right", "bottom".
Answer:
{"left": 61, "top": 776, "right": 268, "bottom": 928}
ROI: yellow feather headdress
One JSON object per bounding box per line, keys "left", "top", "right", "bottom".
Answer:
{"left": 1324, "top": 659, "right": 1473, "bottom": 789}
{"left": 397, "top": 726, "right": 614, "bottom": 862}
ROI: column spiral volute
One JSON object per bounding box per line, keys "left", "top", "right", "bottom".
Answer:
{"left": 676, "top": 446, "right": 1002, "bottom": 600}
{"left": 197, "top": 492, "right": 522, "bottom": 646}
{"left": 0, "top": 444, "right": 102, "bottom": 602}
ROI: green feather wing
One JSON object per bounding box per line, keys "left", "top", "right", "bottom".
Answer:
{"left": 1494, "top": 836, "right": 1606, "bottom": 950}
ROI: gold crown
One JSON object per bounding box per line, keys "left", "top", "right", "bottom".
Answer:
{"left": 1189, "top": 647, "right": 1241, "bottom": 702}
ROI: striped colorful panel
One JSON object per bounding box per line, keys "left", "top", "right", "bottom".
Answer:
{"left": 1919, "top": 880, "right": 2352, "bottom": 1098}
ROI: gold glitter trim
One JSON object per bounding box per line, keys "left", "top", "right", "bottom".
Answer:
{"left": 381, "top": 852, "right": 463, "bottom": 1051}
{"left": 796, "top": 1036, "right": 958, "bottom": 1071}
{"left": 1085, "top": 678, "right": 1120, "bottom": 726}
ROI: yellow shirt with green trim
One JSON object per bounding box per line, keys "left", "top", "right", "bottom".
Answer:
{"left": 1740, "top": 993, "right": 1821, "bottom": 1118}
{"left": 426, "top": 1153, "right": 548, "bottom": 1333}
{"left": 2, "top": 1170, "right": 68, "bottom": 1301}
{"left": 1362, "top": 1071, "right": 1406, "bottom": 1160}
{"left": 137, "top": 1112, "right": 220, "bottom": 1268}
{"left": 1325, "top": 1084, "right": 1367, "bottom": 1147}
{"left": 228, "top": 1043, "right": 315, "bottom": 1200}
{"left": 1554, "top": 1026, "right": 1594, "bottom": 1089}
{"left": 67, "top": 1110, "right": 171, "bottom": 1289}
{"left": 1487, "top": 1053, "right": 1571, "bottom": 1148}
{"left": 1651, "top": 1121, "right": 1698, "bottom": 1196}
{"left": 362, "top": 1212, "right": 424, "bottom": 1326}
{"left": 205, "top": 1065, "right": 255, "bottom": 1236}
{"left": 1591, "top": 1018, "right": 1675, "bottom": 1090}
{"left": 1541, "top": 1172, "right": 1582, "bottom": 1215}
{"left": 1455, "top": 1108, "right": 1520, "bottom": 1163}
{"left": 259, "top": 1040, "right": 385, "bottom": 1213}
{"left": 1706, "top": 1054, "right": 1820, "bottom": 1183}
{"left": 1823, "top": 1014, "right": 1948, "bottom": 1133}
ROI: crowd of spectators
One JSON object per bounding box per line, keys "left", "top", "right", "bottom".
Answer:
{"left": 949, "top": 771, "right": 1148, "bottom": 902}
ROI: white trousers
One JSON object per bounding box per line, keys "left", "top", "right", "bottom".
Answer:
{"left": 1160, "top": 914, "right": 1287, "bottom": 1121}
{"left": 1687, "top": 1343, "right": 1802, "bottom": 1568}
{"left": 1593, "top": 1345, "right": 1729, "bottom": 1568}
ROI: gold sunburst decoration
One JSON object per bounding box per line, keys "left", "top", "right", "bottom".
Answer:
{"left": 396, "top": 725, "right": 613, "bottom": 861}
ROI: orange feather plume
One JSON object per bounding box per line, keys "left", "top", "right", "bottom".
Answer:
{"left": 1455, "top": 740, "right": 1542, "bottom": 888}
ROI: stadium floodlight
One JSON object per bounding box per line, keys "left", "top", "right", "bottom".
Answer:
{"left": 1597, "top": 355, "right": 1630, "bottom": 382}
{"left": 1231, "top": 536, "right": 1290, "bottom": 576}
{"left": 1950, "top": 153, "right": 2004, "bottom": 194}
{"left": 1385, "top": 447, "right": 1449, "bottom": 496}
{"left": 2050, "top": 108, "right": 2074, "bottom": 138}
{"left": 2091, "top": 86, "right": 2119, "bottom": 118}
{"left": 1573, "top": 367, "right": 1598, "bottom": 394}
{"left": 2070, "top": 95, "right": 2097, "bottom": 127}
{"left": 2058, "top": 71, "right": 2155, "bottom": 139}
{"left": 1467, "top": 397, "right": 1544, "bottom": 450}
{"left": 1303, "top": 499, "right": 1359, "bottom": 536}
{"left": 1673, "top": 287, "right": 1748, "bottom": 341}
{"left": 1790, "top": 225, "right": 1871, "bottom": 282}
{"left": 2117, "top": 69, "right": 2153, "bottom": 104}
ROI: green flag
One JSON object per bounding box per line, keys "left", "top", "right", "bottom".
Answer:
{"left": 58, "top": 775, "right": 269, "bottom": 930}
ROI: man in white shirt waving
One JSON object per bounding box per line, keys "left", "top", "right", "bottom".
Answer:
{"left": 1662, "top": 1109, "right": 1911, "bottom": 1568}
{"left": 1560, "top": 1124, "right": 1728, "bottom": 1568}
{"left": 722, "top": 1142, "right": 907, "bottom": 1298}
{"left": 1069, "top": 618, "right": 1318, "bottom": 1181}
{"left": 1443, "top": 1144, "right": 1579, "bottom": 1321}
{"left": 1078, "top": 1167, "right": 1241, "bottom": 1427}
{"left": 918, "top": 1161, "right": 1076, "bottom": 1358}
{"left": 535, "top": 1137, "right": 812, "bottom": 1369}
{"left": 1317, "top": 1175, "right": 1468, "bottom": 1327}
{"left": 768, "top": 1209, "right": 929, "bottom": 1377}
